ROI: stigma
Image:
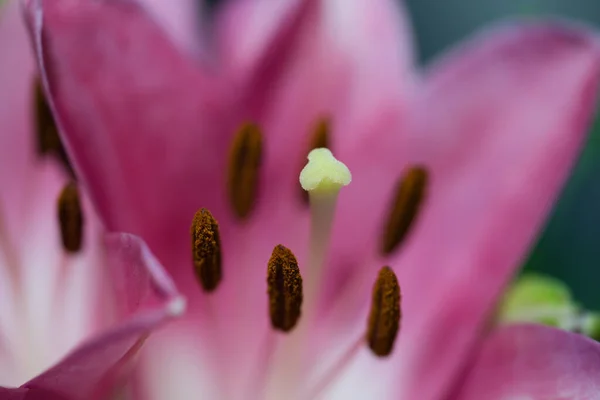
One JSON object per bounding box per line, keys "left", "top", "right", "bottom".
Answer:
{"left": 299, "top": 148, "right": 351, "bottom": 195}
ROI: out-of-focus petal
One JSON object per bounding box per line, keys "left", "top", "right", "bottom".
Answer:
{"left": 0, "top": 0, "right": 37, "bottom": 235}
{"left": 137, "top": 0, "right": 202, "bottom": 54}
{"left": 19, "top": 233, "right": 185, "bottom": 400}
{"left": 393, "top": 22, "right": 600, "bottom": 400}
{"left": 216, "top": 0, "right": 306, "bottom": 84}
{"left": 0, "top": 387, "right": 28, "bottom": 400}
{"left": 451, "top": 324, "right": 600, "bottom": 400}
{"left": 104, "top": 233, "right": 182, "bottom": 313}
{"left": 23, "top": 0, "right": 234, "bottom": 259}
{"left": 323, "top": 22, "right": 600, "bottom": 400}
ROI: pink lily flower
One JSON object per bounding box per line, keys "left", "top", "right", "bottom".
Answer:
{"left": 0, "top": 2, "right": 186, "bottom": 399}
{"left": 21, "top": 0, "right": 600, "bottom": 398}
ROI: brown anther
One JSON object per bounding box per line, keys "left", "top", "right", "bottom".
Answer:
{"left": 381, "top": 166, "right": 428, "bottom": 255}
{"left": 227, "top": 123, "right": 263, "bottom": 220}
{"left": 34, "top": 79, "right": 73, "bottom": 175}
{"left": 58, "top": 182, "right": 83, "bottom": 253}
{"left": 366, "top": 266, "right": 401, "bottom": 357}
{"left": 191, "top": 208, "right": 222, "bottom": 292}
{"left": 300, "top": 117, "right": 331, "bottom": 203}
{"left": 267, "top": 244, "right": 303, "bottom": 332}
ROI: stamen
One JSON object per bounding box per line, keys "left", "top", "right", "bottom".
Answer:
{"left": 381, "top": 166, "right": 428, "bottom": 255}
{"left": 267, "top": 244, "right": 303, "bottom": 332}
{"left": 57, "top": 182, "right": 83, "bottom": 253}
{"left": 300, "top": 118, "right": 331, "bottom": 203}
{"left": 191, "top": 208, "right": 222, "bottom": 292}
{"left": 367, "top": 266, "right": 401, "bottom": 357}
{"left": 227, "top": 123, "right": 263, "bottom": 220}
{"left": 34, "top": 79, "right": 73, "bottom": 175}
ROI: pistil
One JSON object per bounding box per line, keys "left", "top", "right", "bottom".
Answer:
{"left": 299, "top": 148, "right": 352, "bottom": 320}
{"left": 264, "top": 148, "right": 351, "bottom": 399}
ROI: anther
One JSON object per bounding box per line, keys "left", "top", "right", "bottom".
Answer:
{"left": 381, "top": 166, "right": 428, "bottom": 255}
{"left": 58, "top": 182, "right": 83, "bottom": 253}
{"left": 34, "top": 79, "right": 73, "bottom": 175}
{"left": 301, "top": 118, "right": 331, "bottom": 203}
{"left": 191, "top": 208, "right": 222, "bottom": 292}
{"left": 227, "top": 123, "right": 263, "bottom": 220}
{"left": 366, "top": 266, "right": 401, "bottom": 357}
{"left": 267, "top": 244, "right": 303, "bottom": 332}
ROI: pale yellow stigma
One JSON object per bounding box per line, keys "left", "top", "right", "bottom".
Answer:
{"left": 299, "top": 148, "right": 351, "bottom": 194}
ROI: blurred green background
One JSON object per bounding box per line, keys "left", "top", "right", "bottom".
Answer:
{"left": 406, "top": 0, "right": 600, "bottom": 309}
{"left": 207, "top": 0, "right": 600, "bottom": 308}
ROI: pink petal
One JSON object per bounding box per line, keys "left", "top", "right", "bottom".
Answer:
{"left": 23, "top": 0, "right": 235, "bottom": 257}
{"left": 0, "top": 387, "right": 28, "bottom": 400}
{"left": 452, "top": 324, "right": 600, "bottom": 400}
{"left": 23, "top": 310, "right": 171, "bottom": 399}
{"left": 324, "top": 22, "right": 600, "bottom": 400}
{"left": 395, "top": 23, "right": 600, "bottom": 400}
{"left": 20, "top": 233, "right": 184, "bottom": 400}
{"left": 104, "top": 233, "right": 181, "bottom": 314}
{"left": 25, "top": 0, "right": 415, "bottom": 325}
{"left": 215, "top": 0, "right": 308, "bottom": 85}
{"left": 136, "top": 0, "right": 203, "bottom": 54}
{"left": 0, "top": 0, "right": 37, "bottom": 236}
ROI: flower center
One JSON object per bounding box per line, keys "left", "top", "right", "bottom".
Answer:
{"left": 191, "top": 120, "right": 428, "bottom": 397}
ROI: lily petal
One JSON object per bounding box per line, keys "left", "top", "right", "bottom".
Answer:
{"left": 394, "top": 22, "right": 600, "bottom": 400}
{"left": 23, "top": 0, "right": 234, "bottom": 257}
{"left": 0, "top": 0, "right": 36, "bottom": 237}
{"left": 19, "top": 233, "right": 185, "bottom": 400}
{"left": 137, "top": 0, "right": 202, "bottom": 54}
{"left": 452, "top": 324, "right": 600, "bottom": 400}
{"left": 325, "top": 21, "right": 600, "bottom": 400}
